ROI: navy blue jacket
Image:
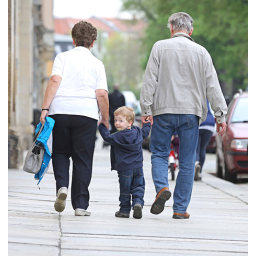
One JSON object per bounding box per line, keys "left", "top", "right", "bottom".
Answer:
{"left": 200, "top": 100, "right": 215, "bottom": 127}
{"left": 99, "top": 123, "right": 151, "bottom": 171}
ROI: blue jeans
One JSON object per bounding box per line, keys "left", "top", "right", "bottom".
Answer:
{"left": 117, "top": 167, "right": 145, "bottom": 214}
{"left": 150, "top": 114, "right": 199, "bottom": 213}
{"left": 196, "top": 129, "right": 213, "bottom": 171}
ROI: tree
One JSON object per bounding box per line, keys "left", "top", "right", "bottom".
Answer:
{"left": 121, "top": 0, "right": 248, "bottom": 97}
{"left": 102, "top": 33, "right": 144, "bottom": 99}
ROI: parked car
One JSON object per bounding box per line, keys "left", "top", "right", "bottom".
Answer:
{"left": 122, "top": 91, "right": 137, "bottom": 109}
{"left": 215, "top": 90, "right": 248, "bottom": 182}
{"left": 122, "top": 91, "right": 142, "bottom": 127}
{"left": 206, "top": 132, "right": 217, "bottom": 153}
{"left": 206, "top": 103, "right": 217, "bottom": 154}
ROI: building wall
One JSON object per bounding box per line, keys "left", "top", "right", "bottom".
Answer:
{"left": 8, "top": 0, "right": 34, "bottom": 168}
{"left": 33, "top": 0, "right": 54, "bottom": 109}
{"left": 41, "top": 0, "right": 54, "bottom": 30}
{"left": 8, "top": 0, "right": 54, "bottom": 169}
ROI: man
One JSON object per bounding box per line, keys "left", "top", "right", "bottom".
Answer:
{"left": 108, "top": 84, "right": 126, "bottom": 134}
{"left": 140, "top": 12, "right": 227, "bottom": 219}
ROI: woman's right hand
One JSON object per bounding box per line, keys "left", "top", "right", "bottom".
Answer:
{"left": 40, "top": 110, "right": 49, "bottom": 124}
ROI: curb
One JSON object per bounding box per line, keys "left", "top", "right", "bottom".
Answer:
{"left": 202, "top": 173, "right": 248, "bottom": 204}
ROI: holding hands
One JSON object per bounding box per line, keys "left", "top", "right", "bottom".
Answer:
{"left": 141, "top": 115, "right": 153, "bottom": 125}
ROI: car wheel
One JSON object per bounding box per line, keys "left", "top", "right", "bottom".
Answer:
{"left": 224, "top": 159, "right": 237, "bottom": 183}
{"left": 216, "top": 154, "right": 223, "bottom": 178}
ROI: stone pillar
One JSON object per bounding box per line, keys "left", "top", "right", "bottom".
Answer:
{"left": 8, "top": 0, "right": 34, "bottom": 168}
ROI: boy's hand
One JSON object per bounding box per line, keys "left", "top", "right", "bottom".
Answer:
{"left": 99, "top": 119, "right": 109, "bottom": 130}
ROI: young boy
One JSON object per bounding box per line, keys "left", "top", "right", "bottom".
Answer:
{"left": 99, "top": 106, "right": 151, "bottom": 219}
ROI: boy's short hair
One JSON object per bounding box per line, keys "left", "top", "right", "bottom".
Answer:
{"left": 114, "top": 106, "right": 135, "bottom": 124}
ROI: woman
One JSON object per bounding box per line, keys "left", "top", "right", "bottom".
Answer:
{"left": 194, "top": 99, "right": 215, "bottom": 181}
{"left": 40, "top": 21, "right": 109, "bottom": 216}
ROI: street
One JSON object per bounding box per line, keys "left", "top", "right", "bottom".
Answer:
{"left": 8, "top": 135, "right": 248, "bottom": 255}
{"left": 203, "top": 153, "right": 248, "bottom": 189}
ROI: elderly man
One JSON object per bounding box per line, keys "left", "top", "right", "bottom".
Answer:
{"left": 140, "top": 12, "right": 227, "bottom": 219}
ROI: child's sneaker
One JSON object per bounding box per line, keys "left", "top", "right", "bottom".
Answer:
{"left": 115, "top": 211, "right": 130, "bottom": 218}
{"left": 133, "top": 204, "right": 142, "bottom": 219}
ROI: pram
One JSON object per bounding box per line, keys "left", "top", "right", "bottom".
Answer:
{"left": 168, "top": 133, "right": 179, "bottom": 180}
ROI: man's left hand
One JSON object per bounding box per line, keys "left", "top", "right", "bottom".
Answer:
{"left": 216, "top": 121, "right": 227, "bottom": 136}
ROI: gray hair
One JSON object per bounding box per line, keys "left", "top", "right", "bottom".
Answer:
{"left": 167, "top": 12, "right": 193, "bottom": 33}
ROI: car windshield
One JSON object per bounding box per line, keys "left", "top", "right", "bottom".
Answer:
{"left": 231, "top": 97, "right": 248, "bottom": 123}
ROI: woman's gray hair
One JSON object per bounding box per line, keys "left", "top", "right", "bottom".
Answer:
{"left": 167, "top": 12, "right": 193, "bottom": 33}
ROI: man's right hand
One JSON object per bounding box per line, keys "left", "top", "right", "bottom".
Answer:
{"left": 141, "top": 115, "right": 153, "bottom": 125}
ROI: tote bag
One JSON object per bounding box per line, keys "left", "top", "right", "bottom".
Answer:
{"left": 23, "top": 123, "right": 45, "bottom": 174}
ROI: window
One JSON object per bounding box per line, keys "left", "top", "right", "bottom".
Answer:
{"left": 231, "top": 97, "right": 248, "bottom": 123}
{"left": 226, "top": 98, "right": 236, "bottom": 122}
{"left": 55, "top": 45, "right": 62, "bottom": 55}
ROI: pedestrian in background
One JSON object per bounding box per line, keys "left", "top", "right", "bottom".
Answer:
{"left": 108, "top": 84, "right": 126, "bottom": 134}
{"left": 99, "top": 106, "right": 151, "bottom": 219}
{"left": 140, "top": 12, "right": 227, "bottom": 219}
{"left": 194, "top": 99, "right": 215, "bottom": 181}
{"left": 40, "top": 21, "right": 109, "bottom": 216}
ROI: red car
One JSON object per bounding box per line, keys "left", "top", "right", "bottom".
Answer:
{"left": 206, "top": 132, "right": 216, "bottom": 153}
{"left": 216, "top": 90, "right": 248, "bottom": 182}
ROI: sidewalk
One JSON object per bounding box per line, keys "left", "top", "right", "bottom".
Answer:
{"left": 8, "top": 136, "right": 248, "bottom": 255}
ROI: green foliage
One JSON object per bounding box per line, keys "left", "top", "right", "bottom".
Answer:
{"left": 121, "top": 0, "right": 248, "bottom": 96}
{"left": 102, "top": 33, "right": 144, "bottom": 99}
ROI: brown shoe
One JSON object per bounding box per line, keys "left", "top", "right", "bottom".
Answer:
{"left": 150, "top": 187, "right": 172, "bottom": 215}
{"left": 172, "top": 212, "right": 190, "bottom": 219}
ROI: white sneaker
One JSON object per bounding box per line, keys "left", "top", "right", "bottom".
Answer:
{"left": 75, "top": 208, "right": 91, "bottom": 216}
{"left": 54, "top": 187, "right": 68, "bottom": 212}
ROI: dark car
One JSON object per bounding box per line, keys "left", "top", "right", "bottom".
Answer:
{"left": 216, "top": 91, "right": 248, "bottom": 182}
{"left": 206, "top": 132, "right": 217, "bottom": 153}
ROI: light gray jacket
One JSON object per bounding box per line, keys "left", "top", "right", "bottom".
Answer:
{"left": 140, "top": 33, "right": 227, "bottom": 124}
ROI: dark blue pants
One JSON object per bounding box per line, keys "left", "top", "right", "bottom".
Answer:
{"left": 196, "top": 129, "right": 213, "bottom": 171}
{"left": 50, "top": 114, "right": 97, "bottom": 210}
{"left": 117, "top": 167, "right": 145, "bottom": 214}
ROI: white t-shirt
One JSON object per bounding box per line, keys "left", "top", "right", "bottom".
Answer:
{"left": 49, "top": 46, "right": 108, "bottom": 120}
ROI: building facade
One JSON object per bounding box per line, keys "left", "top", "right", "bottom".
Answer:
{"left": 8, "top": 0, "right": 54, "bottom": 168}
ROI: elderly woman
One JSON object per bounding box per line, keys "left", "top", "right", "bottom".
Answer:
{"left": 40, "top": 21, "right": 109, "bottom": 216}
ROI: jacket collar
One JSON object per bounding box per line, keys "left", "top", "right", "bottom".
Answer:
{"left": 171, "top": 32, "right": 195, "bottom": 42}
{"left": 73, "top": 46, "right": 92, "bottom": 54}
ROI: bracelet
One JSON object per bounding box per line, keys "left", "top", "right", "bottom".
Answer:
{"left": 42, "top": 108, "right": 49, "bottom": 111}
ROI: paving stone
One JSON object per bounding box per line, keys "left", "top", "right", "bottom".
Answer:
{"left": 8, "top": 136, "right": 248, "bottom": 255}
